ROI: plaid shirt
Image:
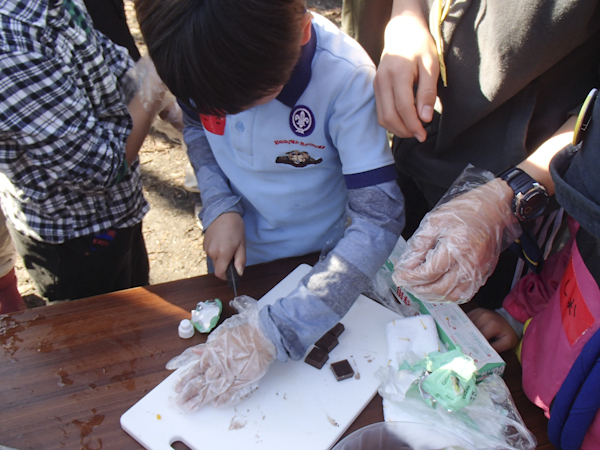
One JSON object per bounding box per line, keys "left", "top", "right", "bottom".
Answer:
{"left": 0, "top": 0, "right": 148, "bottom": 243}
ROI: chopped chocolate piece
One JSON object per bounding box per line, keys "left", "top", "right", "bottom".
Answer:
{"left": 328, "top": 322, "right": 345, "bottom": 338}
{"left": 314, "top": 332, "right": 338, "bottom": 353}
{"left": 305, "top": 347, "right": 329, "bottom": 369}
{"left": 330, "top": 360, "right": 354, "bottom": 381}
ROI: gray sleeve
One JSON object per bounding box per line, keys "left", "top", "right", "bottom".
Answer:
{"left": 259, "top": 179, "right": 405, "bottom": 361}
{"left": 182, "top": 112, "right": 244, "bottom": 229}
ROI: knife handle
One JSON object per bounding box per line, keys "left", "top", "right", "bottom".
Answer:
{"left": 227, "top": 260, "right": 240, "bottom": 295}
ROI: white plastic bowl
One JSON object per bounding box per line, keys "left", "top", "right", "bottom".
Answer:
{"left": 332, "top": 421, "right": 475, "bottom": 450}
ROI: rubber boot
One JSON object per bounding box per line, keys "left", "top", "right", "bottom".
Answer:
{"left": 0, "top": 268, "right": 26, "bottom": 314}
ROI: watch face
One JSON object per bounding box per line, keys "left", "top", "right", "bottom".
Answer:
{"left": 515, "top": 188, "right": 549, "bottom": 221}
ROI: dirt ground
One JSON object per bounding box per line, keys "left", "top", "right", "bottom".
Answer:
{"left": 16, "top": 0, "right": 343, "bottom": 306}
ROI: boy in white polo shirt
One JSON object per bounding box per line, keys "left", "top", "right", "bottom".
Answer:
{"left": 136, "top": 0, "right": 405, "bottom": 410}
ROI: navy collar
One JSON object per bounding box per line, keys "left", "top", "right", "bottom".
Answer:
{"left": 276, "top": 24, "right": 317, "bottom": 108}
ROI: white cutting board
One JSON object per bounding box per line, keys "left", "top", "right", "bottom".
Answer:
{"left": 121, "top": 264, "right": 401, "bottom": 450}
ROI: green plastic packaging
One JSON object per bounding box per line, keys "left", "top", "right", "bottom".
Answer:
{"left": 402, "top": 348, "right": 478, "bottom": 411}
{"left": 191, "top": 298, "right": 223, "bottom": 333}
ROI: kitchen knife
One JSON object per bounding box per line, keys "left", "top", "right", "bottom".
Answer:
{"left": 227, "top": 260, "right": 239, "bottom": 298}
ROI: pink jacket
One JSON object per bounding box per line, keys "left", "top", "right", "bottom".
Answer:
{"left": 504, "top": 217, "right": 600, "bottom": 449}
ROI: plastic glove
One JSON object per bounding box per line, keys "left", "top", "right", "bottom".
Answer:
{"left": 125, "top": 55, "right": 167, "bottom": 112}
{"left": 166, "top": 296, "right": 276, "bottom": 412}
{"left": 393, "top": 167, "right": 521, "bottom": 304}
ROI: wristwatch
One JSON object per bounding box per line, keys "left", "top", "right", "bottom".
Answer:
{"left": 496, "top": 166, "right": 549, "bottom": 221}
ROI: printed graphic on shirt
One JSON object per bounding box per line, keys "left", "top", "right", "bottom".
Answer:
{"left": 560, "top": 255, "right": 596, "bottom": 345}
{"left": 290, "top": 105, "right": 315, "bottom": 137}
{"left": 200, "top": 115, "right": 226, "bottom": 135}
{"left": 275, "top": 150, "right": 322, "bottom": 167}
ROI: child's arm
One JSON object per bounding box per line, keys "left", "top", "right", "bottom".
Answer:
{"left": 467, "top": 307, "right": 521, "bottom": 353}
{"left": 374, "top": 0, "right": 438, "bottom": 142}
{"left": 259, "top": 179, "right": 405, "bottom": 361}
{"left": 257, "top": 59, "right": 405, "bottom": 362}
{"left": 182, "top": 107, "right": 245, "bottom": 279}
{"left": 394, "top": 117, "right": 576, "bottom": 304}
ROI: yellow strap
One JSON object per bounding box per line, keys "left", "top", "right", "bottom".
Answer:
{"left": 436, "top": 0, "right": 451, "bottom": 87}
{"left": 515, "top": 318, "right": 532, "bottom": 362}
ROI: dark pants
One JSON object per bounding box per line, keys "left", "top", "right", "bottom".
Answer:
{"left": 8, "top": 223, "right": 149, "bottom": 302}
{"left": 341, "top": 0, "right": 391, "bottom": 65}
{"left": 83, "top": 0, "right": 141, "bottom": 61}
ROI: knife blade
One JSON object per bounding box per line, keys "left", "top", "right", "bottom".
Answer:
{"left": 226, "top": 260, "right": 239, "bottom": 298}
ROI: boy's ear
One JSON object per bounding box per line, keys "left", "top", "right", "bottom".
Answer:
{"left": 300, "top": 11, "right": 313, "bottom": 46}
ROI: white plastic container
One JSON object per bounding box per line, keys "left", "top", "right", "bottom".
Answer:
{"left": 332, "top": 421, "right": 475, "bottom": 450}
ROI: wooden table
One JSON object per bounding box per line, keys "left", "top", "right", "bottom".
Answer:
{"left": 0, "top": 254, "right": 552, "bottom": 450}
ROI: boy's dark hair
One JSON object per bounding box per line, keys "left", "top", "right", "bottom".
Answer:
{"left": 135, "top": 0, "right": 306, "bottom": 115}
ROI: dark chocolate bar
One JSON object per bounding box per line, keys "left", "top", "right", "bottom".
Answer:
{"left": 328, "top": 322, "right": 345, "bottom": 338}
{"left": 314, "top": 332, "right": 338, "bottom": 353}
{"left": 330, "top": 359, "right": 354, "bottom": 381}
{"left": 305, "top": 347, "right": 329, "bottom": 369}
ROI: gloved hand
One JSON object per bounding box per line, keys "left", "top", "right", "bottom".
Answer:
{"left": 125, "top": 55, "right": 167, "bottom": 113}
{"left": 166, "top": 296, "right": 276, "bottom": 412}
{"left": 124, "top": 56, "right": 184, "bottom": 130}
{"left": 393, "top": 168, "right": 522, "bottom": 304}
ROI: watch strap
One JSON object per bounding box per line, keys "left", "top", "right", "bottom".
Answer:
{"left": 496, "top": 166, "right": 549, "bottom": 221}
{"left": 497, "top": 166, "right": 535, "bottom": 196}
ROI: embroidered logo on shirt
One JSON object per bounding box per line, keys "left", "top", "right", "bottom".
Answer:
{"left": 290, "top": 105, "right": 315, "bottom": 136}
{"left": 200, "top": 115, "right": 226, "bottom": 135}
{"left": 560, "top": 255, "right": 596, "bottom": 345}
{"left": 274, "top": 139, "right": 325, "bottom": 149}
{"left": 275, "top": 150, "right": 322, "bottom": 167}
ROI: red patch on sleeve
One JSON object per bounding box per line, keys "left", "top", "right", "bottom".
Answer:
{"left": 200, "top": 115, "right": 226, "bottom": 135}
{"left": 560, "top": 256, "right": 596, "bottom": 345}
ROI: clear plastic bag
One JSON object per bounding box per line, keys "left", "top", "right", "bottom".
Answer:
{"left": 363, "top": 236, "right": 420, "bottom": 316}
{"left": 376, "top": 369, "right": 536, "bottom": 450}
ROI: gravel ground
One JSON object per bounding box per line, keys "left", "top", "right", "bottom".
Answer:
{"left": 17, "top": 0, "right": 343, "bottom": 306}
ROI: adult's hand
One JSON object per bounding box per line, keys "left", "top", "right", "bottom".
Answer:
{"left": 166, "top": 296, "right": 276, "bottom": 412}
{"left": 393, "top": 177, "right": 521, "bottom": 303}
{"left": 374, "top": 0, "right": 439, "bottom": 142}
{"left": 203, "top": 212, "right": 246, "bottom": 280}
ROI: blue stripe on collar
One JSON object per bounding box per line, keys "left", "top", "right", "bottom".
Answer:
{"left": 276, "top": 23, "right": 317, "bottom": 108}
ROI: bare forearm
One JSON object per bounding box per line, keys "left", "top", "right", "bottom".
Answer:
{"left": 376, "top": 0, "right": 437, "bottom": 139}
{"left": 390, "top": 0, "right": 426, "bottom": 19}
{"left": 125, "top": 94, "right": 162, "bottom": 165}
{"left": 517, "top": 115, "right": 577, "bottom": 196}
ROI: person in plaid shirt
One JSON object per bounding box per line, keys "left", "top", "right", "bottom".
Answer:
{"left": 0, "top": 0, "right": 174, "bottom": 302}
